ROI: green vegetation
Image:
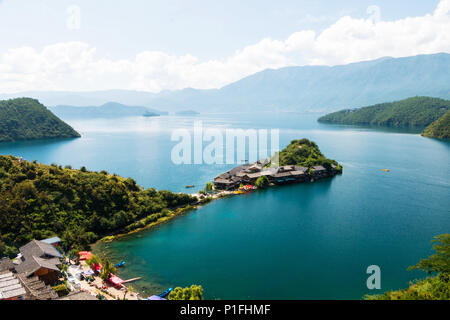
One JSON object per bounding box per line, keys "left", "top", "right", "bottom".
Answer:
{"left": 168, "top": 285, "right": 204, "bottom": 300}
{"left": 365, "top": 234, "right": 450, "bottom": 300}
{"left": 255, "top": 176, "right": 270, "bottom": 188}
{"left": 275, "top": 139, "right": 342, "bottom": 173}
{"left": 0, "top": 155, "right": 196, "bottom": 257}
{"left": 52, "top": 283, "right": 70, "bottom": 297}
{"left": 422, "top": 110, "right": 450, "bottom": 139}
{"left": 318, "top": 97, "right": 449, "bottom": 127}
{"left": 0, "top": 98, "right": 81, "bottom": 142}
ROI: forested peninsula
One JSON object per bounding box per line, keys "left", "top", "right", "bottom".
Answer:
{"left": 0, "top": 155, "right": 197, "bottom": 257}
{"left": 0, "top": 98, "right": 80, "bottom": 142}
{"left": 318, "top": 97, "right": 449, "bottom": 128}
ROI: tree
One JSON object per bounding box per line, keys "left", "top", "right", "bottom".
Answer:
{"left": 100, "top": 259, "right": 117, "bottom": 281}
{"left": 255, "top": 176, "right": 269, "bottom": 189}
{"left": 205, "top": 182, "right": 213, "bottom": 192}
{"left": 408, "top": 234, "right": 450, "bottom": 275}
{"left": 168, "top": 285, "right": 203, "bottom": 300}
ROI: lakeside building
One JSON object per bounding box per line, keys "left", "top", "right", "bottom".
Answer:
{"left": 214, "top": 162, "right": 338, "bottom": 190}
{"left": 1, "top": 239, "right": 96, "bottom": 300}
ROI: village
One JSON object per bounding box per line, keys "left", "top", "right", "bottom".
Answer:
{"left": 0, "top": 237, "right": 163, "bottom": 300}
{"left": 212, "top": 159, "right": 338, "bottom": 191}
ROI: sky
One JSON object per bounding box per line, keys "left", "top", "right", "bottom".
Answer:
{"left": 0, "top": 0, "right": 448, "bottom": 93}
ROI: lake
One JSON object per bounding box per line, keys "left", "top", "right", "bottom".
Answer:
{"left": 1, "top": 113, "right": 449, "bottom": 299}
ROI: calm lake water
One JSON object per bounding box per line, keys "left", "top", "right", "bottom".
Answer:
{"left": 1, "top": 113, "right": 449, "bottom": 299}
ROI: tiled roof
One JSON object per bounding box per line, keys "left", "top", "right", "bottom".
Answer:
{"left": 19, "top": 240, "right": 62, "bottom": 259}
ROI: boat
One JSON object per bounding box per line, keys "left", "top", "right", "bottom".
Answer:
{"left": 185, "top": 185, "right": 195, "bottom": 188}
{"left": 157, "top": 288, "right": 173, "bottom": 298}
{"left": 115, "top": 261, "right": 126, "bottom": 268}
{"left": 381, "top": 169, "right": 390, "bottom": 172}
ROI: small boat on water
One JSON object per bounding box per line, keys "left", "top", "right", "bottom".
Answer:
{"left": 381, "top": 169, "right": 390, "bottom": 172}
{"left": 185, "top": 185, "right": 195, "bottom": 188}
{"left": 158, "top": 288, "right": 173, "bottom": 298}
{"left": 115, "top": 261, "right": 126, "bottom": 268}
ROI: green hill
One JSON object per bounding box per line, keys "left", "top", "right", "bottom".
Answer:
{"left": 0, "top": 155, "right": 196, "bottom": 257}
{"left": 422, "top": 111, "right": 450, "bottom": 139}
{"left": 271, "top": 138, "right": 343, "bottom": 173}
{"left": 318, "top": 97, "right": 449, "bottom": 127}
{"left": 0, "top": 98, "right": 80, "bottom": 142}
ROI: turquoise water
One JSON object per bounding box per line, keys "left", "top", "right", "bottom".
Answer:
{"left": 1, "top": 113, "right": 449, "bottom": 299}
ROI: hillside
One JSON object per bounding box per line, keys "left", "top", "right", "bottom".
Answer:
{"left": 271, "top": 139, "right": 343, "bottom": 173}
{"left": 49, "top": 102, "right": 166, "bottom": 119}
{"left": 422, "top": 111, "right": 450, "bottom": 139}
{"left": 0, "top": 155, "right": 196, "bottom": 257}
{"left": 318, "top": 97, "right": 449, "bottom": 127}
{"left": 1, "top": 53, "right": 450, "bottom": 113}
{"left": 0, "top": 98, "right": 80, "bottom": 142}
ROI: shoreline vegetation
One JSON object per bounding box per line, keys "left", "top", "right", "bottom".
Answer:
{"left": 0, "top": 137, "right": 342, "bottom": 299}
{"left": 365, "top": 234, "right": 450, "bottom": 300}
{"left": 318, "top": 96, "right": 450, "bottom": 139}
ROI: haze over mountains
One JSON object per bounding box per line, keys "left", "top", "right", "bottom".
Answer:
{"left": 1, "top": 53, "right": 449, "bottom": 114}
{"left": 49, "top": 102, "right": 166, "bottom": 119}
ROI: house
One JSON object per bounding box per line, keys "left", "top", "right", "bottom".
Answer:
{"left": 0, "top": 272, "right": 27, "bottom": 300}
{"left": 14, "top": 240, "right": 62, "bottom": 285}
{"left": 16, "top": 273, "right": 58, "bottom": 300}
{"left": 311, "top": 165, "right": 328, "bottom": 178}
{"left": 41, "top": 236, "right": 62, "bottom": 246}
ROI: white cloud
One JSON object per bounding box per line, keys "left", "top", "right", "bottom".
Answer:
{"left": 1, "top": 0, "right": 450, "bottom": 93}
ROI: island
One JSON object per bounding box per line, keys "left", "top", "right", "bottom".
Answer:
{"left": 318, "top": 96, "right": 449, "bottom": 128}
{"left": 0, "top": 98, "right": 81, "bottom": 142}
{"left": 421, "top": 110, "right": 450, "bottom": 139}
{"left": 213, "top": 139, "right": 342, "bottom": 191}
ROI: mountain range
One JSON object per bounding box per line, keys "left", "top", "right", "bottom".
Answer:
{"left": 1, "top": 53, "right": 449, "bottom": 113}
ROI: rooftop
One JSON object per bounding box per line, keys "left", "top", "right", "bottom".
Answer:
{"left": 0, "top": 272, "right": 27, "bottom": 300}
{"left": 19, "top": 239, "right": 63, "bottom": 259}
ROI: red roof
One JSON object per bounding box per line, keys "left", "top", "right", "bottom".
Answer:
{"left": 78, "top": 251, "right": 93, "bottom": 261}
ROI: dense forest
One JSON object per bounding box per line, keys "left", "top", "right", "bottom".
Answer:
{"left": 0, "top": 98, "right": 80, "bottom": 142}
{"left": 318, "top": 97, "right": 449, "bottom": 127}
{"left": 422, "top": 110, "right": 450, "bottom": 139}
{"left": 365, "top": 234, "right": 450, "bottom": 300}
{"left": 275, "top": 139, "right": 343, "bottom": 173}
{"left": 0, "top": 155, "right": 196, "bottom": 257}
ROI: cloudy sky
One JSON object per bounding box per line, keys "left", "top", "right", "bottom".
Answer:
{"left": 0, "top": 0, "right": 449, "bottom": 93}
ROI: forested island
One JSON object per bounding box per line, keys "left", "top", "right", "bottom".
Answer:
{"left": 422, "top": 110, "right": 450, "bottom": 139}
{"left": 318, "top": 96, "right": 449, "bottom": 128}
{"left": 0, "top": 98, "right": 81, "bottom": 142}
{"left": 0, "top": 155, "right": 197, "bottom": 258}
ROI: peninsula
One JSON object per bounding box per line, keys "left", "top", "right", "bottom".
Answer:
{"left": 318, "top": 96, "right": 449, "bottom": 128}
{"left": 0, "top": 98, "right": 80, "bottom": 142}
{"left": 213, "top": 139, "right": 342, "bottom": 191}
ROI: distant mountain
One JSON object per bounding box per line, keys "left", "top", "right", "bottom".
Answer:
{"left": 142, "top": 53, "right": 450, "bottom": 113}
{"left": 49, "top": 102, "right": 167, "bottom": 119}
{"left": 1, "top": 53, "right": 450, "bottom": 113}
{"left": 0, "top": 98, "right": 80, "bottom": 142}
{"left": 317, "top": 97, "right": 449, "bottom": 127}
{"left": 422, "top": 111, "right": 450, "bottom": 139}
{"left": 0, "top": 90, "right": 156, "bottom": 108}
{"left": 175, "top": 110, "right": 200, "bottom": 116}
